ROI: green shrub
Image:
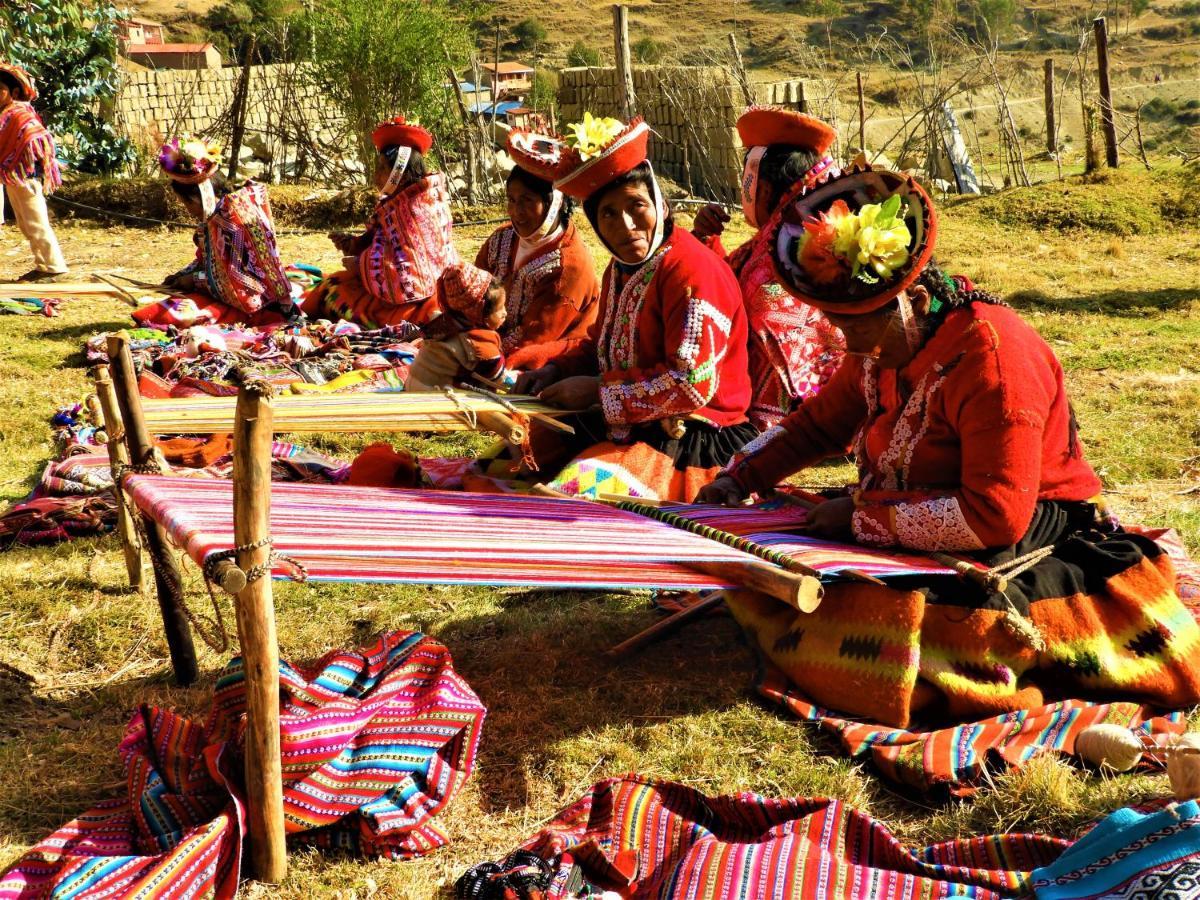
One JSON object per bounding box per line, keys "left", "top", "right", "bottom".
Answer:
{"left": 566, "top": 41, "right": 602, "bottom": 67}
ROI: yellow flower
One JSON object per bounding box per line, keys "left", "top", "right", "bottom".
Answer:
{"left": 566, "top": 112, "right": 625, "bottom": 160}
{"left": 181, "top": 139, "right": 210, "bottom": 161}
{"left": 855, "top": 218, "right": 911, "bottom": 279}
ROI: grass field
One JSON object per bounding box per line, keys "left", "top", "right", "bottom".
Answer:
{"left": 0, "top": 164, "right": 1198, "bottom": 897}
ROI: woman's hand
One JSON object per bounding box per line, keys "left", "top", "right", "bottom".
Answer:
{"left": 539, "top": 375, "right": 600, "bottom": 410}
{"left": 328, "top": 231, "right": 357, "bottom": 253}
{"left": 164, "top": 271, "right": 196, "bottom": 292}
{"left": 513, "top": 364, "right": 561, "bottom": 396}
{"left": 696, "top": 475, "right": 749, "bottom": 507}
{"left": 802, "top": 497, "right": 856, "bottom": 541}
{"left": 691, "top": 203, "right": 731, "bottom": 241}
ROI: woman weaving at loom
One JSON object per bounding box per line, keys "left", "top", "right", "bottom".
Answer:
{"left": 303, "top": 117, "right": 461, "bottom": 331}
{"left": 508, "top": 115, "right": 755, "bottom": 502}
{"left": 697, "top": 165, "right": 1200, "bottom": 728}
{"left": 692, "top": 107, "right": 844, "bottom": 431}
{"left": 148, "top": 135, "right": 295, "bottom": 327}
{"left": 469, "top": 133, "right": 601, "bottom": 372}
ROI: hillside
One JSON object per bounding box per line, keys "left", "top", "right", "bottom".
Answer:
{"left": 130, "top": 0, "right": 1200, "bottom": 76}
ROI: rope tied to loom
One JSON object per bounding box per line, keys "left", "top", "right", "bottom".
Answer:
{"left": 442, "top": 387, "right": 478, "bottom": 429}
{"left": 202, "top": 537, "right": 308, "bottom": 585}
{"left": 460, "top": 383, "right": 539, "bottom": 472}
{"left": 126, "top": 503, "right": 231, "bottom": 652}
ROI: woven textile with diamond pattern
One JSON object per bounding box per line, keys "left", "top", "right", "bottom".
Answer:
{"left": 122, "top": 475, "right": 957, "bottom": 591}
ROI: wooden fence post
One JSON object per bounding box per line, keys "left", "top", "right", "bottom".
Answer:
{"left": 856, "top": 71, "right": 867, "bottom": 152}
{"left": 727, "top": 33, "right": 755, "bottom": 106}
{"left": 233, "top": 383, "right": 287, "bottom": 884}
{"left": 107, "top": 333, "right": 199, "bottom": 686}
{"left": 1093, "top": 16, "right": 1120, "bottom": 167}
{"left": 613, "top": 5, "right": 636, "bottom": 120}
{"left": 445, "top": 64, "right": 479, "bottom": 204}
{"left": 1043, "top": 58, "right": 1056, "bottom": 155}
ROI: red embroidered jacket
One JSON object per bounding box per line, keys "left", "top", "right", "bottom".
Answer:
{"left": 727, "top": 302, "right": 1103, "bottom": 551}
{"left": 474, "top": 221, "right": 601, "bottom": 370}
{"left": 359, "top": 174, "right": 460, "bottom": 305}
{"left": 559, "top": 228, "right": 751, "bottom": 437}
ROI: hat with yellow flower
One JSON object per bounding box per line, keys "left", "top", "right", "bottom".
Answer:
{"left": 0, "top": 62, "right": 38, "bottom": 103}
{"left": 158, "top": 135, "right": 223, "bottom": 185}
{"left": 552, "top": 114, "right": 650, "bottom": 200}
{"left": 770, "top": 165, "right": 937, "bottom": 314}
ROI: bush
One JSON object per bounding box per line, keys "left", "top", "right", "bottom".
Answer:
{"left": 566, "top": 40, "right": 602, "bottom": 67}
{"left": 512, "top": 18, "right": 547, "bottom": 53}
{"left": 632, "top": 36, "right": 665, "bottom": 63}
{"left": 1142, "top": 96, "right": 1179, "bottom": 119}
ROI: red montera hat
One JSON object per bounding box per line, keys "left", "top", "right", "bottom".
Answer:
{"left": 372, "top": 117, "right": 434, "bottom": 155}
{"left": 439, "top": 263, "right": 496, "bottom": 320}
{"left": 0, "top": 62, "right": 37, "bottom": 102}
{"left": 737, "top": 106, "right": 836, "bottom": 155}
{"left": 553, "top": 116, "right": 650, "bottom": 201}
{"left": 770, "top": 165, "right": 938, "bottom": 315}
{"left": 506, "top": 130, "right": 567, "bottom": 182}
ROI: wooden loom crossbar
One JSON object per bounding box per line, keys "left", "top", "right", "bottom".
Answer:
{"left": 137, "top": 391, "right": 575, "bottom": 443}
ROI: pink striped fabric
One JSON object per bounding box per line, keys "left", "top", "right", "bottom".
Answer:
{"left": 123, "top": 475, "right": 959, "bottom": 590}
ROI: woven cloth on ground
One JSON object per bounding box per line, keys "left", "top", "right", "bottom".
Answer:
{"left": 1027, "top": 799, "right": 1200, "bottom": 898}
{"left": 758, "top": 665, "right": 1186, "bottom": 797}
{"left": 0, "top": 630, "right": 485, "bottom": 899}
{"left": 500, "top": 774, "right": 1068, "bottom": 898}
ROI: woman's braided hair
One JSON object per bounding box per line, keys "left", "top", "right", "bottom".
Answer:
{"left": 915, "top": 259, "right": 1006, "bottom": 332}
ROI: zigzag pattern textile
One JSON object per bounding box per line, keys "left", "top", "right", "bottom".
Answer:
{"left": 514, "top": 775, "right": 1069, "bottom": 899}
{"left": 0, "top": 631, "right": 485, "bottom": 899}
{"left": 757, "top": 666, "right": 1186, "bottom": 797}
{"left": 122, "top": 475, "right": 961, "bottom": 590}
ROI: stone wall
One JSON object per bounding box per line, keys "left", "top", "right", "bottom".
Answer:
{"left": 557, "top": 66, "right": 809, "bottom": 201}
{"left": 109, "top": 63, "right": 353, "bottom": 181}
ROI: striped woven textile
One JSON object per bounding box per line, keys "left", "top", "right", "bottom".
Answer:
{"left": 515, "top": 775, "right": 1068, "bottom": 899}
{"left": 757, "top": 665, "right": 1186, "bottom": 797}
{"left": 0, "top": 631, "right": 484, "bottom": 899}
{"left": 122, "top": 475, "right": 958, "bottom": 590}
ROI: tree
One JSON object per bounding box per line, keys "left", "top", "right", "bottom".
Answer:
{"left": 512, "top": 18, "right": 547, "bottom": 54}
{"left": 304, "top": 0, "right": 480, "bottom": 178}
{"left": 972, "top": 0, "right": 1019, "bottom": 38}
{"left": 529, "top": 70, "right": 557, "bottom": 112}
{"left": 0, "top": 0, "right": 134, "bottom": 174}
{"left": 203, "top": 0, "right": 296, "bottom": 62}
{"left": 632, "top": 36, "right": 665, "bottom": 63}
{"left": 566, "top": 41, "right": 602, "bottom": 68}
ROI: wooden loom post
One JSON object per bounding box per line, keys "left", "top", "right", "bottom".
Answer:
{"left": 107, "top": 333, "right": 199, "bottom": 686}
{"left": 91, "top": 364, "right": 145, "bottom": 592}
{"left": 232, "top": 383, "right": 287, "bottom": 884}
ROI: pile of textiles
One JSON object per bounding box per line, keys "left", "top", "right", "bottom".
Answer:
{"left": 86, "top": 319, "right": 420, "bottom": 399}
{"left": 0, "top": 630, "right": 486, "bottom": 899}
{"left": 461, "top": 776, "right": 1200, "bottom": 899}
{"left": 1, "top": 406, "right": 350, "bottom": 550}
{"left": 457, "top": 774, "right": 1070, "bottom": 899}
{"left": 127, "top": 263, "right": 322, "bottom": 329}
{"left": 0, "top": 296, "right": 59, "bottom": 316}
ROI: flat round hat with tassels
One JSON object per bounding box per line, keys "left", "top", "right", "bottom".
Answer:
{"left": 552, "top": 114, "right": 650, "bottom": 201}
{"left": 506, "top": 129, "right": 568, "bottom": 181}
{"left": 371, "top": 116, "right": 433, "bottom": 155}
{"left": 737, "top": 105, "right": 836, "bottom": 156}
{"left": 770, "top": 165, "right": 937, "bottom": 315}
{"left": 0, "top": 62, "right": 37, "bottom": 102}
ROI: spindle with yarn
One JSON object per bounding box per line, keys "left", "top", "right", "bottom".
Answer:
{"left": 1075, "top": 723, "right": 1145, "bottom": 772}
{"left": 1166, "top": 733, "right": 1200, "bottom": 802}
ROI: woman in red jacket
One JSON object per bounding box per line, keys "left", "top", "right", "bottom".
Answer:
{"left": 698, "top": 165, "right": 1200, "bottom": 727}
{"left": 515, "top": 116, "right": 755, "bottom": 502}
{"left": 473, "top": 132, "right": 601, "bottom": 372}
